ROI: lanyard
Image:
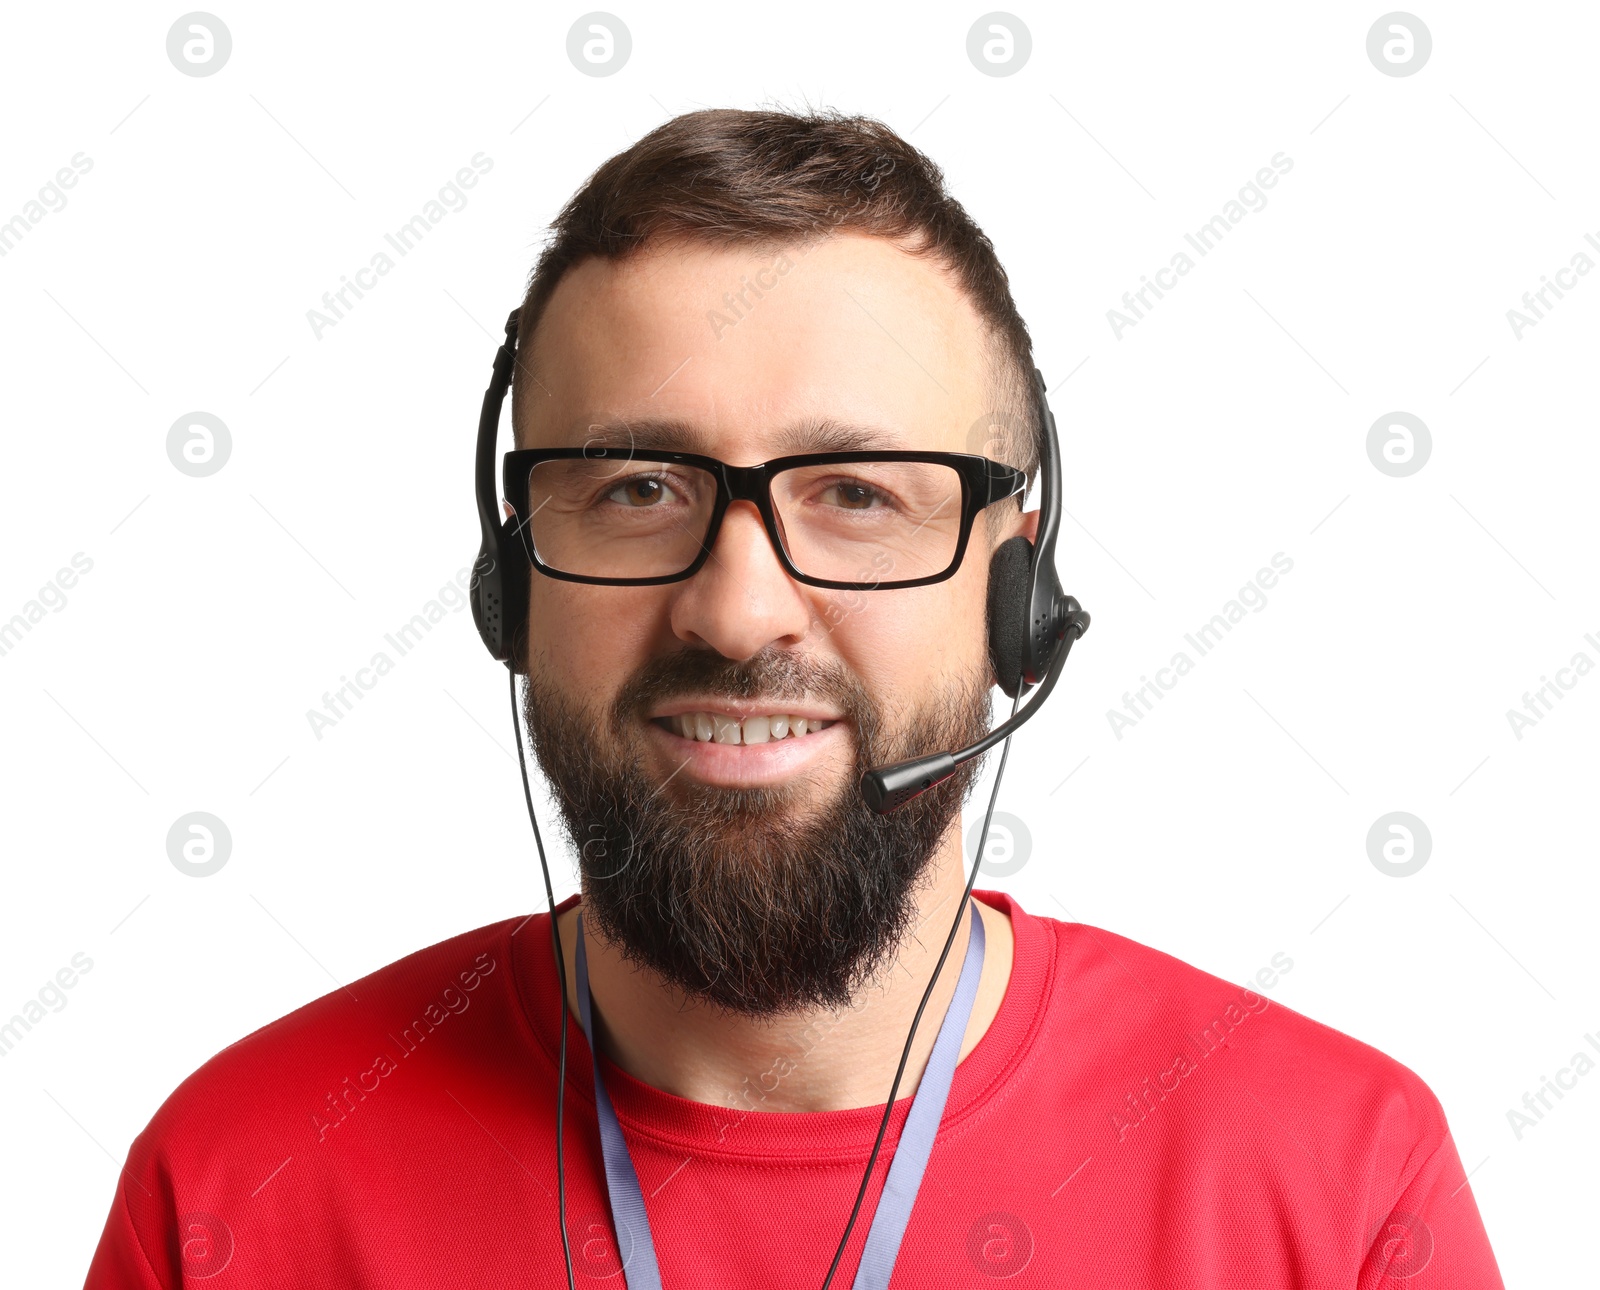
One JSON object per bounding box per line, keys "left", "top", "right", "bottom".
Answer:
{"left": 573, "top": 900, "right": 986, "bottom": 1290}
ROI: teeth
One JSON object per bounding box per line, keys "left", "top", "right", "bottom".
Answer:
{"left": 665, "top": 713, "right": 832, "bottom": 744}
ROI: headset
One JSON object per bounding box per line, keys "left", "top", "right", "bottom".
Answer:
{"left": 469, "top": 305, "right": 1089, "bottom": 1288}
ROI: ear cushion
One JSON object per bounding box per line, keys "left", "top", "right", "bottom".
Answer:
{"left": 987, "top": 536, "right": 1034, "bottom": 698}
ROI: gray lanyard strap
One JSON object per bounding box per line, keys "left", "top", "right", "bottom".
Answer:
{"left": 573, "top": 901, "right": 986, "bottom": 1290}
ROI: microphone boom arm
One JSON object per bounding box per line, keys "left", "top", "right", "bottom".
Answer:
{"left": 860, "top": 598, "right": 1088, "bottom": 814}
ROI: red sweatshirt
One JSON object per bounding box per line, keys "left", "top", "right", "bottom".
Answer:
{"left": 84, "top": 890, "right": 1504, "bottom": 1287}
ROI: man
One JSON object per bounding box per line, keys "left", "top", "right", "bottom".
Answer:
{"left": 85, "top": 108, "right": 1503, "bottom": 1287}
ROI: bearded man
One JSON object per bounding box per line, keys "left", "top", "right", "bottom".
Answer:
{"left": 84, "top": 107, "right": 1503, "bottom": 1289}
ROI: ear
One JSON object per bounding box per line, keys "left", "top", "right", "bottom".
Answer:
{"left": 984, "top": 498, "right": 1041, "bottom": 552}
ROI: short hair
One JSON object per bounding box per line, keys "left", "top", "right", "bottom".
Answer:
{"left": 511, "top": 106, "right": 1040, "bottom": 492}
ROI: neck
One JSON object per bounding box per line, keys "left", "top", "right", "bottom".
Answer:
{"left": 551, "top": 827, "right": 1015, "bottom": 1113}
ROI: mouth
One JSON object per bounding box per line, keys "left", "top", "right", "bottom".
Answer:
{"left": 651, "top": 710, "right": 839, "bottom": 745}
{"left": 645, "top": 702, "right": 848, "bottom": 787}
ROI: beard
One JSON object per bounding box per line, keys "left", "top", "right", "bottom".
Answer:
{"left": 520, "top": 645, "right": 993, "bottom": 1018}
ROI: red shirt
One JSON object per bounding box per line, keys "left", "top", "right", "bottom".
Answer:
{"left": 84, "top": 891, "right": 1504, "bottom": 1287}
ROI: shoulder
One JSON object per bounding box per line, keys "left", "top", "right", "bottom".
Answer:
{"left": 130, "top": 915, "right": 527, "bottom": 1168}
{"left": 89, "top": 915, "right": 548, "bottom": 1286}
{"left": 1001, "top": 895, "right": 1450, "bottom": 1156}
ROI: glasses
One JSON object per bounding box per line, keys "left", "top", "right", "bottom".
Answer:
{"left": 502, "top": 448, "right": 1027, "bottom": 590}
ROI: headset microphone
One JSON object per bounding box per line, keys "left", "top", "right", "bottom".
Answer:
{"left": 859, "top": 596, "right": 1087, "bottom": 812}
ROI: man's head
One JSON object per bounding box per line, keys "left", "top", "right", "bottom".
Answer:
{"left": 509, "top": 108, "right": 1044, "bottom": 1017}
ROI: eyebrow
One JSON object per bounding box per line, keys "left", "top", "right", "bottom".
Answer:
{"left": 571, "top": 415, "right": 905, "bottom": 456}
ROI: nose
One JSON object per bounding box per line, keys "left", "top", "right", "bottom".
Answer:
{"left": 668, "top": 500, "right": 814, "bottom": 660}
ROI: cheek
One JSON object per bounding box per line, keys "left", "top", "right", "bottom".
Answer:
{"left": 528, "top": 584, "right": 663, "bottom": 697}
{"left": 824, "top": 577, "right": 989, "bottom": 694}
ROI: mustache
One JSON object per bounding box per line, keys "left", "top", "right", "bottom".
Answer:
{"left": 613, "top": 646, "right": 870, "bottom": 725}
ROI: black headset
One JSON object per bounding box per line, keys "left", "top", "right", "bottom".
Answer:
{"left": 467, "top": 304, "right": 1088, "bottom": 1288}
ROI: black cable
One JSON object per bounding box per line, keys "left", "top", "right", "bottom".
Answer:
{"left": 817, "top": 684, "right": 1025, "bottom": 1290}
{"left": 509, "top": 668, "right": 577, "bottom": 1290}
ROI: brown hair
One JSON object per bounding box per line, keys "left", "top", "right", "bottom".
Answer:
{"left": 511, "top": 106, "right": 1040, "bottom": 485}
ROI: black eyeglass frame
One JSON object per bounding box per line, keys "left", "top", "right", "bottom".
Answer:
{"left": 502, "top": 447, "right": 1028, "bottom": 591}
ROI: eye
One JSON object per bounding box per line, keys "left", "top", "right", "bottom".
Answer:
{"left": 605, "top": 475, "right": 677, "bottom": 508}
{"left": 817, "top": 479, "right": 886, "bottom": 510}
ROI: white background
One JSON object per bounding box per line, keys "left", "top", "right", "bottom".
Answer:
{"left": 2, "top": 1, "right": 1594, "bottom": 1283}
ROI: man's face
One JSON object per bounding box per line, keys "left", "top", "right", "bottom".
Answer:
{"left": 517, "top": 232, "right": 1028, "bottom": 1015}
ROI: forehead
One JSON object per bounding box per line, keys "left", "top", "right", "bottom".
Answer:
{"left": 518, "top": 232, "right": 992, "bottom": 460}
